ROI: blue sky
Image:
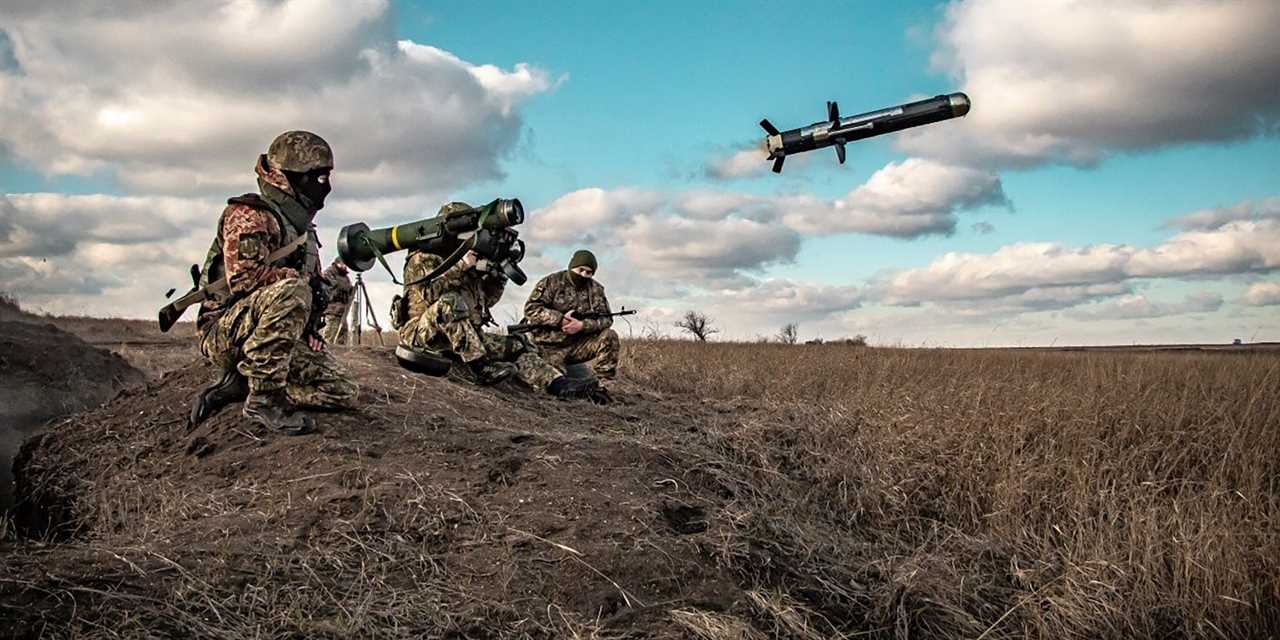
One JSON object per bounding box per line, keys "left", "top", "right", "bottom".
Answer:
{"left": 1, "top": 1, "right": 1277, "bottom": 344}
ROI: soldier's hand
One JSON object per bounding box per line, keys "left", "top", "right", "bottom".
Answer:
{"left": 461, "top": 250, "right": 479, "bottom": 270}
{"left": 309, "top": 334, "right": 326, "bottom": 352}
{"left": 562, "top": 311, "right": 584, "bottom": 335}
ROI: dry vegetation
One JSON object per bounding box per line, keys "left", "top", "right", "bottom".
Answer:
{"left": 626, "top": 340, "right": 1280, "bottom": 637}
{"left": 2, "top": 333, "right": 1277, "bottom": 638}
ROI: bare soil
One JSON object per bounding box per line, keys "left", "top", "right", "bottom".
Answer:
{"left": 0, "top": 320, "right": 145, "bottom": 512}
{"left": 3, "top": 340, "right": 756, "bottom": 638}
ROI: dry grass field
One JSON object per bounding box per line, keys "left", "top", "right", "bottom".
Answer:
{"left": 2, "top": 316, "right": 1277, "bottom": 638}
{"left": 625, "top": 340, "right": 1280, "bottom": 638}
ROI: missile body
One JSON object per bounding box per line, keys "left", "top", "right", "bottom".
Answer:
{"left": 761, "top": 92, "right": 970, "bottom": 173}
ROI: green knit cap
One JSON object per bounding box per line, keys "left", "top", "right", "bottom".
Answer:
{"left": 569, "top": 249, "right": 597, "bottom": 272}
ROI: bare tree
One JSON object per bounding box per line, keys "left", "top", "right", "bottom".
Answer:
{"left": 777, "top": 322, "right": 799, "bottom": 345}
{"left": 675, "top": 310, "right": 718, "bottom": 342}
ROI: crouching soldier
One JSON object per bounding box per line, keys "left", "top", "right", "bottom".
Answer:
{"left": 320, "top": 258, "right": 354, "bottom": 345}
{"left": 521, "top": 250, "right": 621, "bottom": 385}
{"left": 190, "top": 131, "right": 359, "bottom": 434}
{"left": 396, "top": 202, "right": 605, "bottom": 402}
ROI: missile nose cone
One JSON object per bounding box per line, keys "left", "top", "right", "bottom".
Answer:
{"left": 948, "top": 92, "right": 971, "bottom": 117}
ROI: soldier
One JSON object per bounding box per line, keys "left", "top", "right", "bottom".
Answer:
{"left": 320, "top": 258, "right": 354, "bottom": 345}
{"left": 521, "top": 250, "right": 620, "bottom": 385}
{"left": 189, "top": 131, "right": 359, "bottom": 434}
{"left": 397, "top": 202, "right": 605, "bottom": 401}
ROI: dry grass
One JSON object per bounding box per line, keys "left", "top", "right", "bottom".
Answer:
{"left": 4, "top": 336, "right": 1277, "bottom": 638}
{"left": 626, "top": 339, "right": 1280, "bottom": 638}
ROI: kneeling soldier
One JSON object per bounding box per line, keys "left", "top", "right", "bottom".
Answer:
{"left": 397, "top": 203, "right": 605, "bottom": 401}
{"left": 191, "top": 131, "right": 359, "bottom": 434}
{"left": 521, "top": 250, "right": 620, "bottom": 385}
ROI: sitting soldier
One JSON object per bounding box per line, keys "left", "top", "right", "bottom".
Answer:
{"left": 521, "top": 250, "right": 620, "bottom": 386}
{"left": 396, "top": 202, "right": 605, "bottom": 401}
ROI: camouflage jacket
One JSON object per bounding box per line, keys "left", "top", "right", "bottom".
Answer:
{"left": 522, "top": 270, "right": 612, "bottom": 346}
{"left": 401, "top": 250, "right": 506, "bottom": 329}
{"left": 321, "top": 264, "right": 354, "bottom": 316}
{"left": 196, "top": 158, "right": 320, "bottom": 330}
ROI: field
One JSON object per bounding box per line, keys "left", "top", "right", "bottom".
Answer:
{"left": 1, "top": 314, "right": 1277, "bottom": 638}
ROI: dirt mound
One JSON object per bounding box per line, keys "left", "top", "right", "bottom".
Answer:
{"left": 0, "top": 320, "right": 145, "bottom": 512}
{"left": 3, "top": 349, "right": 764, "bottom": 638}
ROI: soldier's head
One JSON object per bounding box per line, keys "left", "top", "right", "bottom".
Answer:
{"left": 568, "top": 249, "right": 597, "bottom": 287}
{"left": 268, "top": 130, "right": 334, "bottom": 211}
{"left": 436, "top": 201, "right": 473, "bottom": 218}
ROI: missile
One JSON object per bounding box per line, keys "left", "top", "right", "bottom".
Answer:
{"left": 760, "top": 92, "right": 970, "bottom": 173}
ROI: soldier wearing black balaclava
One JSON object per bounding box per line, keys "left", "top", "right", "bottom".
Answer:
{"left": 189, "top": 131, "right": 358, "bottom": 434}
{"left": 521, "top": 249, "right": 621, "bottom": 384}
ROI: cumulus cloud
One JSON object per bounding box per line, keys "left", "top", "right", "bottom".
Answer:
{"left": 1164, "top": 198, "right": 1280, "bottom": 232}
{"left": 1065, "top": 291, "right": 1223, "bottom": 321}
{"left": 1239, "top": 282, "right": 1280, "bottom": 307}
{"left": 0, "top": 193, "right": 215, "bottom": 259}
{"left": 899, "top": 0, "right": 1280, "bottom": 168}
{"left": 778, "top": 158, "right": 1008, "bottom": 237}
{"left": 0, "top": 1, "right": 560, "bottom": 196}
{"left": 876, "top": 200, "right": 1280, "bottom": 309}
{"left": 971, "top": 221, "right": 995, "bottom": 235}
{"left": 704, "top": 278, "right": 861, "bottom": 319}
{"left": 529, "top": 157, "right": 1006, "bottom": 283}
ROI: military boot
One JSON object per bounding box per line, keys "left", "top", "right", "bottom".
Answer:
{"left": 190, "top": 367, "right": 248, "bottom": 426}
{"left": 469, "top": 360, "right": 518, "bottom": 386}
{"left": 242, "top": 391, "right": 314, "bottom": 436}
{"left": 546, "top": 376, "right": 610, "bottom": 404}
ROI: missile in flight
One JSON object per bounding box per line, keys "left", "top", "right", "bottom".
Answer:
{"left": 760, "top": 92, "right": 970, "bottom": 173}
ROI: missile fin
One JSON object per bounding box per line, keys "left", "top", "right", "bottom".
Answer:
{"left": 834, "top": 141, "right": 846, "bottom": 165}
{"left": 827, "top": 101, "right": 840, "bottom": 123}
{"left": 759, "top": 119, "right": 780, "bottom": 136}
{"left": 771, "top": 156, "right": 785, "bottom": 173}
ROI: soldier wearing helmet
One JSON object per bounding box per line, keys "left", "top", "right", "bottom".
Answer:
{"left": 189, "top": 131, "right": 358, "bottom": 434}
{"left": 395, "top": 202, "right": 606, "bottom": 402}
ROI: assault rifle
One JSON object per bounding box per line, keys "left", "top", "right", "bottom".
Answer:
{"left": 507, "top": 308, "right": 637, "bottom": 335}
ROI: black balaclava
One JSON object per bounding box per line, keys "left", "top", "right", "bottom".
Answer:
{"left": 284, "top": 168, "right": 332, "bottom": 211}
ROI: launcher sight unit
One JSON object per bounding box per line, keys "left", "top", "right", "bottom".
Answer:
{"left": 760, "top": 92, "right": 971, "bottom": 173}
{"left": 337, "top": 198, "right": 528, "bottom": 285}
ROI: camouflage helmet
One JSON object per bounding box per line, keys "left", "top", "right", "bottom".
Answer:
{"left": 437, "top": 201, "right": 473, "bottom": 217}
{"left": 267, "top": 130, "right": 334, "bottom": 173}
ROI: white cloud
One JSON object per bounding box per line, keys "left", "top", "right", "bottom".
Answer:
{"left": 778, "top": 158, "right": 1008, "bottom": 237}
{"left": 1240, "top": 282, "right": 1280, "bottom": 307}
{"left": 1164, "top": 198, "right": 1280, "bottom": 232}
{"left": 0, "top": 1, "right": 560, "bottom": 196}
{"left": 1064, "top": 291, "right": 1223, "bottom": 321}
{"left": 899, "top": 0, "right": 1280, "bottom": 168}
{"left": 877, "top": 200, "right": 1280, "bottom": 309}
{"left": 529, "top": 158, "right": 1006, "bottom": 275}
{"left": 879, "top": 242, "right": 1133, "bottom": 305}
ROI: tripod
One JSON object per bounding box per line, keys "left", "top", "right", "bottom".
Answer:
{"left": 349, "top": 273, "right": 385, "bottom": 346}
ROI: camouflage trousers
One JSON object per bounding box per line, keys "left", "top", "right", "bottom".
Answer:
{"left": 321, "top": 311, "right": 349, "bottom": 345}
{"left": 399, "top": 297, "right": 562, "bottom": 389}
{"left": 199, "top": 277, "right": 358, "bottom": 409}
{"left": 536, "top": 328, "right": 620, "bottom": 381}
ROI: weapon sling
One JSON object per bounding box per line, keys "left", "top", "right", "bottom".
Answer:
{"left": 158, "top": 232, "right": 309, "bottom": 332}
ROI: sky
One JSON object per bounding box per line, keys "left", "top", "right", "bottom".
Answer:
{"left": 1, "top": 0, "right": 1278, "bottom": 346}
